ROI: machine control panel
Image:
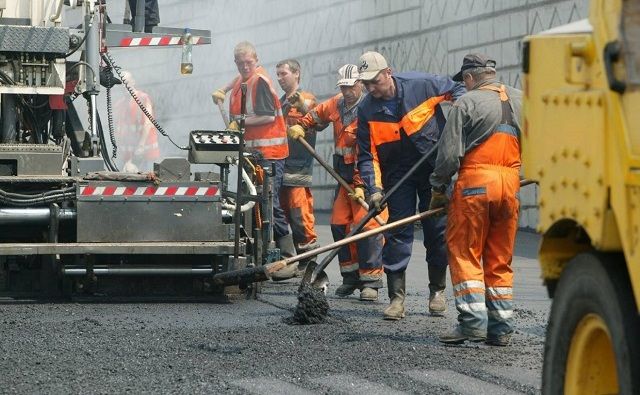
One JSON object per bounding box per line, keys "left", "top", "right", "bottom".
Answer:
{"left": 188, "top": 130, "right": 240, "bottom": 164}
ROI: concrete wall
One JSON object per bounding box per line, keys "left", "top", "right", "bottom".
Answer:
{"left": 83, "top": 0, "right": 590, "bottom": 229}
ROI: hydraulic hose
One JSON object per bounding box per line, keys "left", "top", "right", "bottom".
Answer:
{"left": 95, "top": 111, "right": 119, "bottom": 172}
{"left": 0, "top": 187, "right": 76, "bottom": 207}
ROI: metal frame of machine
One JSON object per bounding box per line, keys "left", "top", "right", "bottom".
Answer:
{"left": 0, "top": 0, "right": 275, "bottom": 298}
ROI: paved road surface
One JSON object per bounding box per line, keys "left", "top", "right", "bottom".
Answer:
{"left": 0, "top": 215, "right": 549, "bottom": 394}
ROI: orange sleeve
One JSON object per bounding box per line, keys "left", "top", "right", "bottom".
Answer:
{"left": 297, "top": 95, "right": 337, "bottom": 130}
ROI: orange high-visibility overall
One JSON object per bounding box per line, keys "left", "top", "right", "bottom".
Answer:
{"left": 447, "top": 85, "right": 520, "bottom": 337}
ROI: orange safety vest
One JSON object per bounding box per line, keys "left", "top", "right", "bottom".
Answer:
{"left": 115, "top": 91, "right": 160, "bottom": 161}
{"left": 229, "top": 66, "right": 288, "bottom": 160}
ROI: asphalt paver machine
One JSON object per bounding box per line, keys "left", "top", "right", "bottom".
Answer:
{"left": 0, "top": 0, "right": 275, "bottom": 299}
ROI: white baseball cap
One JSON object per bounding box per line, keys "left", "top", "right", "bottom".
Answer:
{"left": 358, "top": 51, "right": 389, "bottom": 81}
{"left": 336, "top": 64, "right": 360, "bottom": 87}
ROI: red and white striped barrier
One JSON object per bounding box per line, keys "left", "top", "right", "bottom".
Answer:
{"left": 119, "top": 36, "right": 204, "bottom": 47}
{"left": 79, "top": 185, "right": 218, "bottom": 197}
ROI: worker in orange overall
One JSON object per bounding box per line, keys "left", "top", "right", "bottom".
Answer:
{"left": 274, "top": 59, "right": 320, "bottom": 279}
{"left": 211, "top": 42, "right": 296, "bottom": 279}
{"left": 115, "top": 70, "right": 160, "bottom": 172}
{"left": 429, "top": 54, "right": 523, "bottom": 346}
{"left": 288, "top": 64, "right": 388, "bottom": 301}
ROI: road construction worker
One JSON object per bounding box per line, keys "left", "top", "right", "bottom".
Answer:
{"left": 429, "top": 54, "right": 522, "bottom": 346}
{"left": 356, "top": 51, "right": 466, "bottom": 320}
{"left": 289, "top": 64, "right": 388, "bottom": 301}
{"left": 115, "top": 71, "right": 160, "bottom": 172}
{"left": 211, "top": 41, "right": 296, "bottom": 279}
{"left": 275, "top": 59, "right": 320, "bottom": 270}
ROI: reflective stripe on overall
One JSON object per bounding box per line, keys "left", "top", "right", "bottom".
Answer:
{"left": 447, "top": 84, "right": 521, "bottom": 337}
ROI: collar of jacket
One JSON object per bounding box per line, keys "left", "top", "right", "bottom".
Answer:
{"left": 391, "top": 74, "right": 403, "bottom": 99}
{"left": 279, "top": 87, "right": 302, "bottom": 105}
{"left": 471, "top": 78, "right": 499, "bottom": 91}
{"left": 339, "top": 91, "right": 366, "bottom": 113}
{"left": 367, "top": 75, "right": 401, "bottom": 116}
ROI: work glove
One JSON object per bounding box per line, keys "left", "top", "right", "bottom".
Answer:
{"left": 287, "top": 92, "right": 306, "bottom": 112}
{"left": 227, "top": 120, "right": 239, "bottom": 131}
{"left": 287, "top": 124, "right": 306, "bottom": 140}
{"left": 211, "top": 88, "right": 226, "bottom": 105}
{"left": 348, "top": 186, "right": 365, "bottom": 202}
{"left": 428, "top": 189, "right": 448, "bottom": 215}
{"left": 368, "top": 191, "right": 385, "bottom": 212}
{"left": 123, "top": 160, "right": 139, "bottom": 173}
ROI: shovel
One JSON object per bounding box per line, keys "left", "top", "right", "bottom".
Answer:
{"left": 292, "top": 135, "right": 386, "bottom": 226}
{"left": 299, "top": 141, "right": 442, "bottom": 290}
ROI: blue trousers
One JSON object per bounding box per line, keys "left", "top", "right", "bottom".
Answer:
{"left": 382, "top": 170, "right": 448, "bottom": 274}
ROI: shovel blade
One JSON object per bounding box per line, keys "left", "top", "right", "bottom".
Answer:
{"left": 298, "top": 261, "right": 329, "bottom": 295}
{"left": 311, "top": 270, "right": 330, "bottom": 295}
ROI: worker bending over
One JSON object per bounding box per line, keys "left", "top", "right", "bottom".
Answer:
{"left": 429, "top": 54, "right": 522, "bottom": 346}
{"left": 356, "top": 51, "right": 465, "bottom": 320}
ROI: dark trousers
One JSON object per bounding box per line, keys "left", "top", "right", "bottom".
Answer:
{"left": 382, "top": 169, "right": 448, "bottom": 274}
{"left": 259, "top": 159, "right": 289, "bottom": 239}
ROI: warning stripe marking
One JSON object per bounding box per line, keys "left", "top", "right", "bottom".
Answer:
{"left": 119, "top": 36, "right": 203, "bottom": 47}
{"left": 80, "top": 186, "right": 218, "bottom": 196}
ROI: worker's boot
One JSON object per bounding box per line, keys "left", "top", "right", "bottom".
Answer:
{"left": 335, "top": 272, "right": 359, "bottom": 297}
{"left": 271, "top": 234, "right": 299, "bottom": 281}
{"left": 439, "top": 325, "right": 486, "bottom": 344}
{"left": 360, "top": 277, "right": 383, "bottom": 301}
{"left": 428, "top": 265, "right": 447, "bottom": 316}
{"left": 383, "top": 271, "right": 405, "bottom": 320}
{"left": 359, "top": 287, "right": 378, "bottom": 301}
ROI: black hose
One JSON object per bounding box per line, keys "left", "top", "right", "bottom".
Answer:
{"left": 105, "top": 84, "right": 118, "bottom": 159}
{"left": 102, "top": 50, "right": 189, "bottom": 151}
{"left": 0, "top": 188, "right": 76, "bottom": 207}
{"left": 96, "top": 112, "right": 119, "bottom": 172}
{"left": 0, "top": 186, "right": 75, "bottom": 199}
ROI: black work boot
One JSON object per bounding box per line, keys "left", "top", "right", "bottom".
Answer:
{"left": 271, "top": 234, "right": 299, "bottom": 281}
{"left": 428, "top": 265, "right": 448, "bottom": 316}
{"left": 439, "top": 326, "right": 486, "bottom": 345}
{"left": 335, "top": 271, "right": 359, "bottom": 297}
{"left": 383, "top": 271, "right": 406, "bottom": 320}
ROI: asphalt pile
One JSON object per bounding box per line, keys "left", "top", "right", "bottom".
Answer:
{"left": 284, "top": 283, "right": 329, "bottom": 325}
